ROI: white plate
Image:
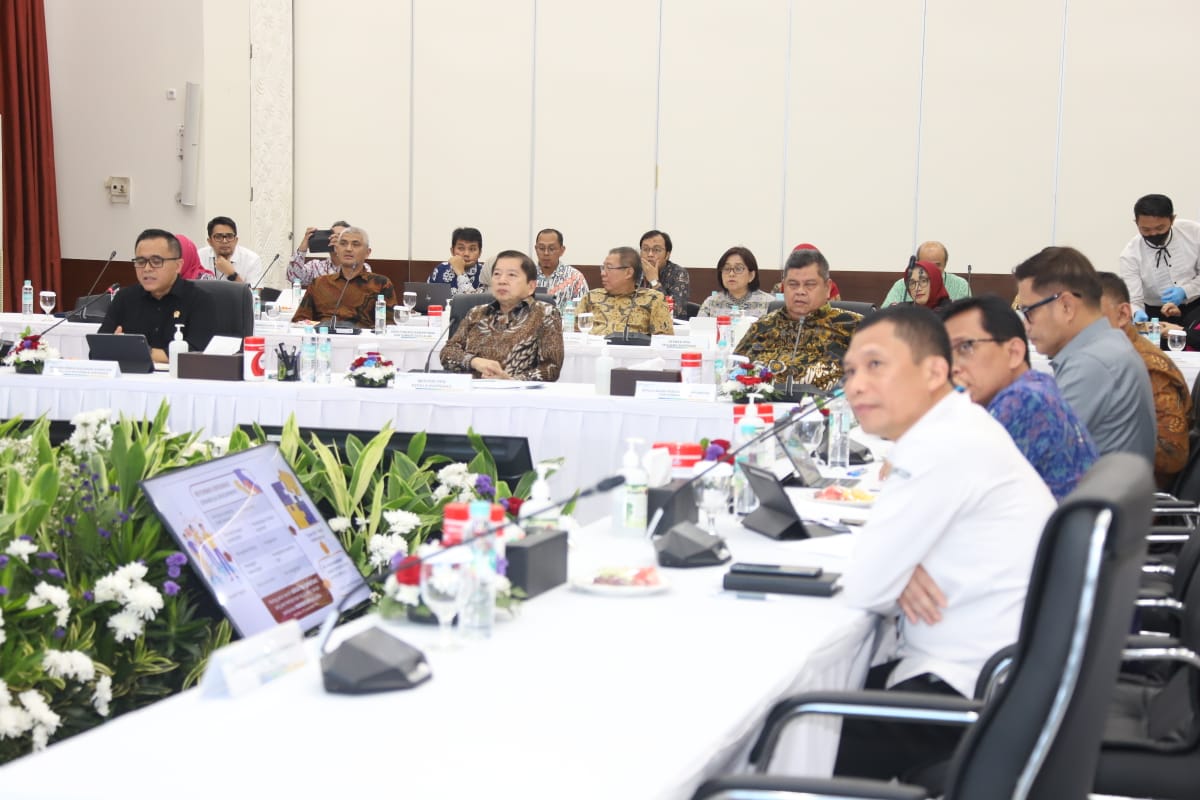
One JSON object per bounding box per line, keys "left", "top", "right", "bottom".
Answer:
{"left": 570, "top": 576, "right": 670, "bottom": 597}
{"left": 808, "top": 490, "right": 876, "bottom": 509}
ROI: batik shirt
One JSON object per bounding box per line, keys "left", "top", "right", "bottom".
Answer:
{"left": 987, "top": 370, "right": 1098, "bottom": 501}
{"left": 292, "top": 269, "right": 395, "bottom": 328}
{"left": 440, "top": 297, "right": 564, "bottom": 381}
{"left": 1123, "top": 326, "right": 1190, "bottom": 485}
{"left": 639, "top": 261, "right": 690, "bottom": 318}
{"left": 287, "top": 252, "right": 370, "bottom": 287}
{"left": 575, "top": 288, "right": 674, "bottom": 336}
{"left": 698, "top": 289, "right": 775, "bottom": 318}
{"left": 428, "top": 261, "right": 484, "bottom": 296}
{"left": 734, "top": 304, "right": 860, "bottom": 390}
{"left": 536, "top": 262, "right": 589, "bottom": 306}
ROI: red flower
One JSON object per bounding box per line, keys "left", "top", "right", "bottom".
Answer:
{"left": 735, "top": 375, "right": 762, "bottom": 387}
{"left": 711, "top": 438, "right": 731, "bottom": 452}
{"left": 394, "top": 555, "right": 421, "bottom": 586}
{"left": 502, "top": 496, "right": 524, "bottom": 517}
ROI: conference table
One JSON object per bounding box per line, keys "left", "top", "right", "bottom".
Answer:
{"left": 0, "top": 516, "right": 878, "bottom": 800}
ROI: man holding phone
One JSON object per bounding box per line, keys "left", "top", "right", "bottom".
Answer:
{"left": 288, "top": 220, "right": 369, "bottom": 287}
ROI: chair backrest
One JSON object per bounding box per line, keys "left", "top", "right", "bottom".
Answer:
{"left": 1170, "top": 443, "right": 1200, "bottom": 503}
{"left": 448, "top": 292, "right": 494, "bottom": 338}
{"left": 945, "top": 452, "right": 1152, "bottom": 800}
{"left": 831, "top": 299, "right": 877, "bottom": 317}
{"left": 192, "top": 279, "right": 254, "bottom": 339}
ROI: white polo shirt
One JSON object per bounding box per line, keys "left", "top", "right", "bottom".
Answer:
{"left": 841, "top": 390, "right": 1056, "bottom": 697}
{"left": 197, "top": 244, "right": 265, "bottom": 287}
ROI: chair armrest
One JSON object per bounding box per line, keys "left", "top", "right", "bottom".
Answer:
{"left": 1127, "top": 634, "right": 1181, "bottom": 649}
{"left": 973, "top": 643, "right": 1017, "bottom": 701}
{"left": 1122, "top": 646, "right": 1200, "bottom": 671}
{"left": 749, "top": 690, "right": 982, "bottom": 770}
{"left": 693, "top": 775, "right": 928, "bottom": 800}
{"left": 1134, "top": 597, "right": 1185, "bottom": 618}
{"left": 1141, "top": 563, "right": 1176, "bottom": 577}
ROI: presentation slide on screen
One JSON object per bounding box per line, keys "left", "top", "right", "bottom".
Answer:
{"left": 142, "top": 444, "right": 367, "bottom": 636}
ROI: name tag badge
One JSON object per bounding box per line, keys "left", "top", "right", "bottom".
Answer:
{"left": 652, "top": 335, "right": 706, "bottom": 351}
{"left": 390, "top": 327, "right": 443, "bottom": 342}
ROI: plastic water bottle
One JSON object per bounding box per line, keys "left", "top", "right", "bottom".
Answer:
{"left": 828, "top": 394, "right": 852, "bottom": 469}
{"left": 1148, "top": 317, "right": 1162, "bottom": 348}
{"left": 714, "top": 315, "right": 733, "bottom": 386}
{"left": 21, "top": 280, "right": 33, "bottom": 316}
{"left": 374, "top": 294, "right": 387, "bottom": 335}
{"left": 461, "top": 500, "right": 496, "bottom": 639}
{"left": 315, "top": 326, "right": 332, "bottom": 384}
{"left": 252, "top": 288, "right": 262, "bottom": 320}
{"left": 594, "top": 345, "right": 614, "bottom": 395}
{"left": 561, "top": 299, "right": 576, "bottom": 333}
{"left": 291, "top": 278, "right": 302, "bottom": 309}
{"left": 734, "top": 405, "right": 766, "bottom": 514}
{"left": 299, "top": 326, "right": 317, "bottom": 383}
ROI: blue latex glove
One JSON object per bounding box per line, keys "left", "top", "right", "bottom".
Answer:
{"left": 1161, "top": 286, "right": 1187, "bottom": 305}
{"left": 1133, "top": 309, "right": 1149, "bottom": 323}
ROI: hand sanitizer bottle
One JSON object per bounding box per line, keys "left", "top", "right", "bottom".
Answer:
{"left": 168, "top": 323, "right": 188, "bottom": 378}
{"left": 252, "top": 287, "right": 262, "bottom": 320}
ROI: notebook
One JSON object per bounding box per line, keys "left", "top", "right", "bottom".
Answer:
{"left": 85, "top": 333, "right": 155, "bottom": 374}
{"left": 140, "top": 442, "right": 370, "bottom": 638}
{"left": 403, "top": 282, "right": 453, "bottom": 314}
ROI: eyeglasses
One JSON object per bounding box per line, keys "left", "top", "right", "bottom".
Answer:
{"left": 720, "top": 266, "right": 748, "bottom": 275}
{"left": 210, "top": 232, "right": 237, "bottom": 242}
{"left": 132, "top": 256, "right": 181, "bottom": 270}
{"left": 1015, "top": 292, "right": 1063, "bottom": 322}
{"left": 600, "top": 265, "right": 633, "bottom": 272}
{"left": 908, "top": 277, "right": 931, "bottom": 289}
{"left": 951, "top": 338, "right": 999, "bottom": 358}
{"left": 534, "top": 245, "right": 560, "bottom": 255}
{"left": 640, "top": 246, "right": 666, "bottom": 256}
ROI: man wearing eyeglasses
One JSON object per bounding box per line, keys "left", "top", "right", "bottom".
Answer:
{"left": 531, "top": 228, "right": 587, "bottom": 305}
{"left": 575, "top": 246, "right": 673, "bottom": 336}
{"left": 942, "top": 295, "right": 1097, "bottom": 500}
{"left": 98, "top": 228, "right": 217, "bottom": 362}
{"left": 197, "top": 216, "right": 264, "bottom": 285}
{"left": 1013, "top": 246, "right": 1155, "bottom": 462}
{"left": 638, "top": 230, "right": 690, "bottom": 318}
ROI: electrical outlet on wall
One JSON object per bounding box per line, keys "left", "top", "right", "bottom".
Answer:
{"left": 106, "top": 176, "right": 130, "bottom": 204}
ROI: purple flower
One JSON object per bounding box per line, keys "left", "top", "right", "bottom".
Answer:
{"left": 475, "top": 474, "right": 495, "bottom": 499}
{"left": 64, "top": 515, "right": 76, "bottom": 526}
{"left": 52, "top": 627, "right": 66, "bottom": 639}
{"left": 704, "top": 443, "right": 726, "bottom": 461}
{"left": 32, "top": 568, "right": 43, "bottom": 577}
{"left": 36, "top": 551, "right": 58, "bottom": 560}
{"left": 18, "top": 535, "right": 31, "bottom": 541}
{"left": 46, "top": 568, "right": 65, "bottom": 580}
{"left": 110, "top": 484, "right": 120, "bottom": 493}
{"left": 167, "top": 566, "right": 181, "bottom": 579}
{"left": 118, "top": 511, "right": 130, "bottom": 523}
{"left": 389, "top": 550, "right": 410, "bottom": 572}
{"left": 495, "top": 555, "right": 508, "bottom": 576}
{"left": 83, "top": 590, "right": 94, "bottom": 602}
{"left": 0, "top": 555, "right": 8, "bottom": 568}
{"left": 0, "top": 586, "right": 8, "bottom": 596}
{"left": 165, "top": 552, "right": 188, "bottom": 568}
{"left": 98, "top": 528, "right": 111, "bottom": 539}
{"left": 163, "top": 581, "right": 180, "bottom": 597}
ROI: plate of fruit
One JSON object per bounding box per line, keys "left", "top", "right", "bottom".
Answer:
{"left": 811, "top": 485, "right": 878, "bottom": 508}
{"left": 571, "top": 566, "right": 669, "bottom": 597}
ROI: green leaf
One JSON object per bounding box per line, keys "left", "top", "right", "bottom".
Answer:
{"left": 406, "top": 431, "right": 427, "bottom": 464}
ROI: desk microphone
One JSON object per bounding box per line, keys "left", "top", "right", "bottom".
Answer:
{"left": 604, "top": 294, "right": 653, "bottom": 346}
{"left": 42, "top": 283, "right": 119, "bottom": 339}
{"left": 317, "top": 474, "right": 626, "bottom": 694}
{"left": 326, "top": 267, "right": 360, "bottom": 334}
{"left": 966, "top": 263, "right": 973, "bottom": 291}
{"left": 416, "top": 322, "right": 454, "bottom": 373}
{"left": 251, "top": 253, "right": 281, "bottom": 290}
{"left": 68, "top": 250, "right": 118, "bottom": 322}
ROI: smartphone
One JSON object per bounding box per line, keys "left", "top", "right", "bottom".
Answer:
{"left": 307, "top": 228, "right": 334, "bottom": 254}
{"left": 729, "top": 563, "right": 823, "bottom": 579}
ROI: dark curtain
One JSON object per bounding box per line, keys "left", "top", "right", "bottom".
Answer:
{"left": 1, "top": 0, "right": 61, "bottom": 311}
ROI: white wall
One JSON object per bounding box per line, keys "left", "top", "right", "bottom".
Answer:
{"left": 46, "top": 0, "right": 1200, "bottom": 277}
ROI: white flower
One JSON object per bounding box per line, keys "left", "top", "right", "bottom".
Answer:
{"left": 91, "top": 675, "right": 112, "bottom": 717}
{"left": 495, "top": 574, "right": 512, "bottom": 594}
{"left": 327, "top": 516, "right": 350, "bottom": 533}
{"left": 70, "top": 408, "right": 113, "bottom": 428}
{"left": 0, "top": 703, "right": 33, "bottom": 739}
{"left": 437, "top": 463, "right": 472, "bottom": 490}
{"left": 124, "top": 583, "right": 164, "bottom": 621}
{"left": 114, "top": 562, "right": 148, "bottom": 584}
{"left": 30, "top": 725, "right": 49, "bottom": 751}
{"left": 108, "top": 609, "right": 145, "bottom": 642}
{"left": 4, "top": 539, "right": 37, "bottom": 563}
{"left": 18, "top": 691, "right": 59, "bottom": 734}
{"left": 66, "top": 409, "right": 114, "bottom": 455}
{"left": 432, "top": 484, "right": 451, "bottom": 501}
{"left": 42, "top": 650, "right": 95, "bottom": 683}
{"left": 26, "top": 582, "right": 71, "bottom": 628}
{"left": 366, "top": 533, "right": 407, "bottom": 570}
{"left": 0, "top": 677, "right": 9, "bottom": 706}
{"left": 205, "top": 436, "right": 231, "bottom": 457}
{"left": 383, "top": 509, "right": 421, "bottom": 536}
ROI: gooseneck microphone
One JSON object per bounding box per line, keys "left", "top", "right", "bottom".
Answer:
{"left": 326, "top": 266, "right": 359, "bottom": 333}
{"left": 43, "top": 283, "right": 120, "bottom": 339}
{"left": 418, "top": 322, "right": 454, "bottom": 373}
{"left": 317, "top": 474, "right": 627, "bottom": 694}
{"left": 68, "top": 250, "right": 118, "bottom": 322}
{"left": 966, "top": 263, "right": 973, "bottom": 291}
{"left": 251, "top": 253, "right": 281, "bottom": 290}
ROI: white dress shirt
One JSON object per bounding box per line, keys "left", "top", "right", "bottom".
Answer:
{"left": 841, "top": 391, "right": 1056, "bottom": 697}
{"left": 197, "top": 244, "right": 265, "bottom": 286}
{"left": 1119, "top": 218, "right": 1200, "bottom": 314}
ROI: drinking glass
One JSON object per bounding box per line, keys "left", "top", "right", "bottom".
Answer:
{"left": 577, "top": 312, "right": 594, "bottom": 336}
{"left": 393, "top": 305, "right": 409, "bottom": 327}
{"left": 402, "top": 291, "right": 417, "bottom": 314}
{"left": 796, "top": 419, "right": 826, "bottom": 463}
{"left": 695, "top": 465, "right": 732, "bottom": 538}
{"left": 264, "top": 301, "right": 280, "bottom": 321}
{"left": 38, "top": 291, "right": 56, "bottom": 316}
{"left": 1168, "top": 329, "right": 1186, "bottom": 351}
{"left": 420, "top": 559, "right": 469, "bottom": 650}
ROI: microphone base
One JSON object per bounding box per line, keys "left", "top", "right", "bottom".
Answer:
{"left": 654, "top": 522, "right": 731, "bottom": 568}
{"left": 604, "top": 332, "right": 652, "bottom": 347}
{"left": 321, "top": 627, "right": 432, "bottom": 694}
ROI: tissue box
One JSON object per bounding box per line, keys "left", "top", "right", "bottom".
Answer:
{"left": 648, "top": 479, "right": 698, "bottom": 532}
{"left": 177, "top": 353, "right": 243, "bottom": 381}
{"left": 610, "top": 368, "right": 681, "bottom": 396}
{"left": 505, "top": 529, "right": 568, "bottom": 599}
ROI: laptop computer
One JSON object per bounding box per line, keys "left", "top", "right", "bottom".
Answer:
{"left": 774, "top": 428, "right": 860, "bottom": 489}
{"left": 86, "top": 333, "right": 155, "bottom": 374}
{"left": 140, "top": 442, "right": 370, "bottom": 637}
{"left": 403, "top": 282, "right": 453, "bottom": 314}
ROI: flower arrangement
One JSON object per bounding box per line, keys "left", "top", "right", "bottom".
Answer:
{"left": 4, "top": 328, "right": 61, "bottom": 374}
{"left": 345, "top": 353, "right": 396, "bottom": 388}
{"left": 722, "top": 361, "right": 781, "bottom": 403}
{"left": 698, "top": 438, "right": 733, "bottom": 462}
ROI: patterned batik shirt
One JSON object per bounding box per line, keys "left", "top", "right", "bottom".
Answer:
{"left": 987, "top": 369, "right": 1098, "bottom": 501}
{"left": 439, "top": 297, "right": 564, "bottom": 381}
{"left": 575, "top": 288, "right": 674, "bottom": 337}
{"left": 428, "top": 261, "right": 485, "bottom": 295}
{"left": 698, "top": 289, "right": 776, "bottom": 318}
{"left": 536, "top": 262, "right": 590, "bottom": 306}
{"left": 639, "top": 261, "right": 690, "bottom": 317}
{"left": 286, "top": 252, "right": 371, "bottom": 287}
{"left": 734, "top": 304, "right": 860, "bottom": 390}
{"left": 1124, "top": 325, "right": 1190, "bottom": 485}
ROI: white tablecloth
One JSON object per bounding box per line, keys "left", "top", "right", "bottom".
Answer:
{"left": 0, "top": 524, "right": 873, "bottom": 800}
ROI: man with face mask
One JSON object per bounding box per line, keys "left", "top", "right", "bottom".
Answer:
{"left": 1118, "top": 193, "right": 1200, "bottom": 323}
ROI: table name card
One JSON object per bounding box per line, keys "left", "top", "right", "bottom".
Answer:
{"left": 563, "top": 332, "right": 595, "bottom": 346}
{"left": 652, "top": 335, "right": 712, "bottom": 352}
{"left": 389, "top": 327, "right": 444, "bottom": 342}
{"left": 42, "top": 359, "right": 121, "bottom": 379}
{"left": 253, "top": 320, "right": 293, "bottom": 334}
{"left": 634, "top": 382, "right": 719, "bottom": 402}
{"left": 394, "top": 372, "right": 473, "bottom": 392}
{"left": 200, "top": 620, "right": 308, "bottom": 699}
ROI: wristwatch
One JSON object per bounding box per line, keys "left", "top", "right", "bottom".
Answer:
{"left": 227, "top": 272, "right": 239, "bottom": 282}
{"left": 649, "top": 279, "right": 661, "bottom": 288}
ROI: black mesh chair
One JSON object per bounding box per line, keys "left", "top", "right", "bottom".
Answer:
{"left": 831, "top": 300, "right": 877, "bottom": 317}
{"left": 193, "top": 279, "right": 254, "bottom": 339}
{"left": 448, "top": 292, "right": 494, "bottom": 338}
{"left": 692, "top": 452, "right": 1152, "bottom": 800}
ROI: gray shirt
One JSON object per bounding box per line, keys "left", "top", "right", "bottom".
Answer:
{"left": 1049, "top": 317, "right": 1156, "bottom": 464}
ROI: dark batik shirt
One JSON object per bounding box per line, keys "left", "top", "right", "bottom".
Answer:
{"left": 734, "top": 303, "right": 860, "bottom": 390}
{"left": 440, "top": 297, "right": 564, "bottom": 381}
{"left": 292, "top": 268, "right": 395, "bottom": 329}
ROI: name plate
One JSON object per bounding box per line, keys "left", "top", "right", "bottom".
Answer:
{"left": 394, "top": 372, "right": 473, "bottom": 392}
{"left": 42, "top": 359, "right": 121, "bottom": 379}
{"left": 563, "top": 332, "right": 594, "bottom": 346}
{"left": 253, "top": 320, "right": 293, "bottom": 334}
{"left": 652, "top": 335, "right": 708, "bottom": 351}
{"left": 390, "top": 327, "right": 444, "bottom": 342}
{"left": 199, "top": 620, "right": 308, "bottom": 699}
{"left": 634, "top": 382, "right": 718, "bottom": 402}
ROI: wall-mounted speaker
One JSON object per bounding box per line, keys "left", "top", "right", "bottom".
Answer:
{"left": 178, "top": 82, "right": 201, "bottom": 207}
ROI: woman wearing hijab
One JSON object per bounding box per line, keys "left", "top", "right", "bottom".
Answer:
{"left": 176, "top": 233, "right": 213, "bottom": 280}
{"left": 905, "top": 260, "right": 951, "bottom": 310}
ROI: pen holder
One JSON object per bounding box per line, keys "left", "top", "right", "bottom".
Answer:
{"left": 277, "top": 349, "right": 300, "bottom": 382}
